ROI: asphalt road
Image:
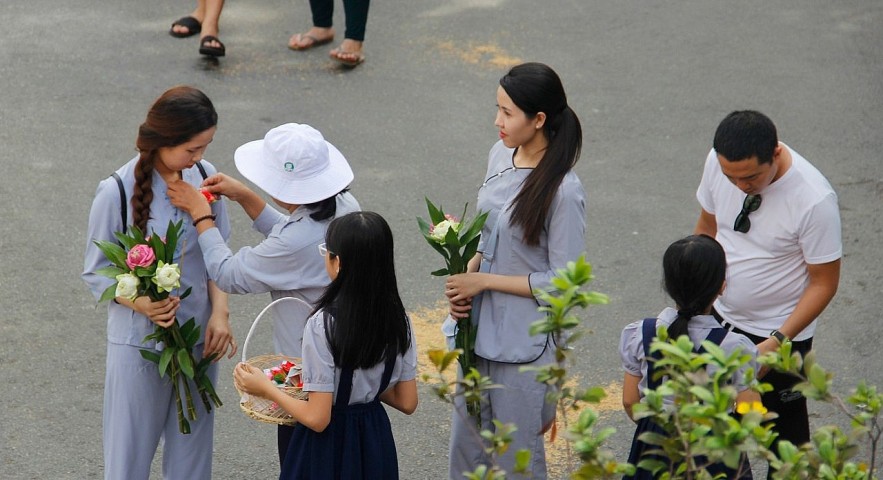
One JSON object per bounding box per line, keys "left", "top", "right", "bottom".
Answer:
{"left": 1, "top": 0, "right": 881, "bottom": 478}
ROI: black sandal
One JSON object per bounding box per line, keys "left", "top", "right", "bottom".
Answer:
{"left": 199, "top": 36, "right": 226, "bottom": 57}
{"left": 169, "top": 16, "right": 201, "bottom": 38}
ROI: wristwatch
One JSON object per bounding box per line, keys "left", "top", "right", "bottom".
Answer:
{"left": 769, "top": 329, "right": 789, "bottom": 345}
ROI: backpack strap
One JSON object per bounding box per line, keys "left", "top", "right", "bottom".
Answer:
{"left": 195, "top": 161, "right": 208, "bottom": 180}
{"left": 641, "top": 318, "right": 663, "bottom": 390}
{"left": 694, "top": 327, "right": 728, "bottom": 355}
{"left": 111, "top": 172, "right": 127, "bottom": 232}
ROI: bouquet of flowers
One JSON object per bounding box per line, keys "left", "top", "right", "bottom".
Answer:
{"left": 93, "top": 219, "right": 222, "bottom": 434}
{"left": 417, "top": 198, "right": 488, "bottom": 416}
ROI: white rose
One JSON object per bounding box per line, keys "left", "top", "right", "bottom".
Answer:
{"left": 115, "top": 273, "right": 140, "bottom": 301}
{"left": 430, "top": 219, "right": 460, "bottom": 244}
{"left": 152, "top": 261, "right": 181, "bottom": 293}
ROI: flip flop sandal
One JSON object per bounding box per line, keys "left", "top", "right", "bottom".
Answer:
{"left": 288, "top": 33, "right": 334, "bottom": 51}
{"left": 169, "top": 16, "right": 202, "bottom": 38}
{"left": 330, "top": 48, "right": 365, "bottom": 67}
{"left": 199, "top": 36, "right": 226, "bottom": 57}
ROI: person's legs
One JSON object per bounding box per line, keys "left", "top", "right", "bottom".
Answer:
{"left": 199, "top": 0, "right": 225, "bottom": 52}
{"left": 342, "top": 0, "right": 369, "bottom": 42}
{"left": 289, "top": 0, "right": 335, "bottom": 50}
{"left": 330, "top": 0, "right": 369, "bottom": 64}
{"left": 448, "top": 358, "right": 492, "bottom": 479}
{"left": 103, "top": 343, "right": 168, "bottom": 480}
{"left": 483, "top": 355, "right": 554, "bottom": 479}
{"left": 762, "top": 339, "right": 813, "bottom": 479}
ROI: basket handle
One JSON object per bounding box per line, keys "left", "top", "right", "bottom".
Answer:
{"left": 240, "top": 297, "right": 313, "bottom": 363}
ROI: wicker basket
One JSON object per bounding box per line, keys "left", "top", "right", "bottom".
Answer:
{"left": 235, "top": 297, "right": 312, "bottom": 426}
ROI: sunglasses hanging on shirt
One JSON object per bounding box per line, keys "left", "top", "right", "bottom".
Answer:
{"left": 734, "top": 194, "right": 762, "bottom": 233}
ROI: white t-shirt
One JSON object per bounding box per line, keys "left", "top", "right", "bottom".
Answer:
{"left": 696, "top": 144, "right": 841, "bottom": 340}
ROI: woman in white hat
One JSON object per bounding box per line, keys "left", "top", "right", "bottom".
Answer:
{"left": 167, "top": 122, "right": 360, "bottom": 464}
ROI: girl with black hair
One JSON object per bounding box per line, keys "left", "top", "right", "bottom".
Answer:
{"left": 82, "top": 86, "right": 235, "bottom": 480}
{"left": 444, "top": 62, "right": 586, "bottom": 479}
{"left": 234, "top": 211, "right": 418, "bottom": 479}
{"left": 168, "top": 123, "right": 360, "bottom": 465}
{"left": 619, "top": 235, "right": 758, "bottom": 479}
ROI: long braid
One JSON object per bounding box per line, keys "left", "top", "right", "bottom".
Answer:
{"left": 132, "top": 152, "right": 156, "bottom": 232}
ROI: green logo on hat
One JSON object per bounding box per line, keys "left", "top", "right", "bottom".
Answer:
{"left": 284, "top": 162, "right": 295, "bottom": 172}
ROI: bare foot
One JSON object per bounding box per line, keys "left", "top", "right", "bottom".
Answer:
{"left": 329, "top": 39, "right": 364, "bottom": 65}
{"left": 288, "top": 27, "right": 334, "bottom": 50}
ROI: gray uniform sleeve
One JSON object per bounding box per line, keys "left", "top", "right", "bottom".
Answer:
{"left": 82, "top": 177, "right": 124, "bottom": 300}
{"left": 399, "top": 317, "right": 418, "bottom": 382}
{"left": 619, "top": 321, "right": 644, "bottom": 377}
{"left": 252, "top": 204, "right": 288, "bottom": 237}
{"left": 198, "top": 220, "right": 311, "bottom": 294}
{"left": 300, "top": 312, "right": 335, "bottom": 393}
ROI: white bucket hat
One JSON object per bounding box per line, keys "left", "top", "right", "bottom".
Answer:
{"left": 234, "top": 123, "right": 354, "bottom": 205}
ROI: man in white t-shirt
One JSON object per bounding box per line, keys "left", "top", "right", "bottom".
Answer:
{"left": 694, "top": 110, "right": 841, "bottom": 475}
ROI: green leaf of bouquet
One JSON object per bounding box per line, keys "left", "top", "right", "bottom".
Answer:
{"left": 93, "top": 240, "right": 128, "bottom": 269}
{"left": 444, "top": 224, "right": 461, "bottom": 249}
{"left": 186, "top": 325, "right": 200, "bottom": 347}
{"left": 179, "top": 286, "right": 192, "bottom": 300}
{"left": 113, "top": 231, "right": 138, "bottom": 250}
{"left": 140, "top": 349, "right": 161, "bottom": 364}
{"left": 164, "top": 220, "right": 181, "bottom": 263}
{"left": 95, "top": 265, "right": 126, "bottom": 279}
{"left": 134, "top": 265, "right": 156, "bottom": 278}
{"left": 130, "top": 225, "right": 145, "bottom": 242}
{"left": 460, "top": 210, "right": 488, "bottom": 244}
{"left": 430, "top": 267, "right": 450, "bottom": 277}
{"left": 177, "top": 349, "right": 195, "bottom": 378}
{"left": 98, "top": 284, "right": 119, "bottom": 303}
{"left": 425, "top": 198, "right": 446, "bottom": 224}
{"left": 416, "top": 216, "right": 433, "bottom": 236}
{"left": 461, "top": 236, "right": 481, "bottom": 265}
{"left": 150, "top": 233, "right": 166, "bottom": 265}
{"left": 159, "top": 348, "right": 174, "bottom": 378}
{"left": 421, "top": 233, "right": 450, "bottom": 258}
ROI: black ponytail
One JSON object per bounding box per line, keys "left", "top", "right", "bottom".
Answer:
{"left": 500, "top": 63, "right": 582, "bottom": 246}
{"left": 662, "top": 235, "right": 727, "bottom": 340}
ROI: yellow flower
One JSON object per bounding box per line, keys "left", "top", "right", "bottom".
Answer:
{"left": 736, "top": 401, "right": 768, "bottom": 415}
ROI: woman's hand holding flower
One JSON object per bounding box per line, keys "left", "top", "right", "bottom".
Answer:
{"left": 446, "top": 273, "right": 484, "bottom": 319}
{"left": 132, "top": 295, "right": 180, "bottom": 328}
{"left": 200, "top": 173, "right": 249, "bottom": 202}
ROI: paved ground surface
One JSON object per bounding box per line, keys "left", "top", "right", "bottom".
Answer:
{"left": 0, "top": 0, "right": 881, "bottom": 478}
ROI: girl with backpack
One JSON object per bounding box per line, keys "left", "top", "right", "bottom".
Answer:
{"left": 620, "top": 234, "right": 759, "bottom": 479}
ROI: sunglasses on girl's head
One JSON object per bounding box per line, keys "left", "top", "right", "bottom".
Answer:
{"left": 734, "top": 194, "right": 762, "bottom": 233}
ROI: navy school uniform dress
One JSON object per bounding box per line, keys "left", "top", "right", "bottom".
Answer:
{"left": 624, "top": 318, "right": 752, "bottom": 480}
{"left": 281, "top": 353, "right": 399, "bottom": 479}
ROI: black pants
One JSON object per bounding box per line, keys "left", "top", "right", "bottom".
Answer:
{"left": 310, "top": 0, "right": 371, "bottom": 41}
{"left": 712, "top": 310, "right": 812, "bottom": 479}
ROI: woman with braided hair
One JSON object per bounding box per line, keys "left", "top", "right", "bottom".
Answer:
{"left": 619, "top": 235, "right": 758, "bottom": 479}
{"left": 82, "top": 85, "right": 236, "bottom": 480}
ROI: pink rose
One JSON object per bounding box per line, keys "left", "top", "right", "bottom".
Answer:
{"left": 126, "top": 244, "right": 156, "bottom": 270}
